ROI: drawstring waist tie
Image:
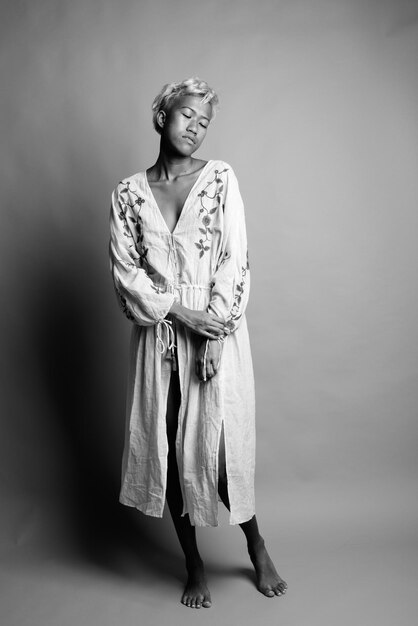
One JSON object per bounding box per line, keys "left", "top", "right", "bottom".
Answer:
{"left": 156, "top": 318, "right": 177, "bottom": 371}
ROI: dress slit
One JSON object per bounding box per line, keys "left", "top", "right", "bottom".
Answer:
{"left": 216, "top": 420, "right": 230, "bottom": 509}
{"left": 164, "top": 364, "right": 184, "bottom": 505}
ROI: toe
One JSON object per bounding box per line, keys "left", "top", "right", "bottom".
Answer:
{"left": 202, "top": 598, "right": 212, "bottom": 608}
{"left": 261, "top": 586, "right": 275, "bottom": 597}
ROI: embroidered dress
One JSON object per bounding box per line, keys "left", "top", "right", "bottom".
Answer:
{"left": 109, "top": 160, "right": 255, "bottom": 526}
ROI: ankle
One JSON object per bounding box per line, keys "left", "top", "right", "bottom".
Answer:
{"left": 185, "top": 556, "right": 204, "bottom": 572}
{"left": 247, "top": 535, "right": 265, "bottom": 554}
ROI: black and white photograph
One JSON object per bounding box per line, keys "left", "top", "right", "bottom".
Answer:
{"left": 1, "top": 1, "right": 418, "bottom": 624}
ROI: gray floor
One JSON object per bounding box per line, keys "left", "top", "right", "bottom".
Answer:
{"left": 1, "top": 489, "right": 417, "bottom": 626}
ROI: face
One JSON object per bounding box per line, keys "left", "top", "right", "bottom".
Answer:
{"left": 158, "top": 95, "right": 212, "bottom": 156}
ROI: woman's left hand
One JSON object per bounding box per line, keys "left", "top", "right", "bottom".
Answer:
{"left": 196, "top": 339, "right": 223, "bottom": 382}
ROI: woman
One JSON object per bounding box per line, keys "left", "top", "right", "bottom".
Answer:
{"left": 109, "top": 77, "right": 287, "bottom": 608}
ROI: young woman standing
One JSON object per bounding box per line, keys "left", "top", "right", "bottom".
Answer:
{"left": 109, "top": 77, "right": 287, "bottom": 608}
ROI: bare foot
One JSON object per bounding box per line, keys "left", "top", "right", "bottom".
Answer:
{"left": 248, "top": 537, "right": 287, "bottom": 598}
{"left": 181, "top": 562, "right": 212, "bottom": 609}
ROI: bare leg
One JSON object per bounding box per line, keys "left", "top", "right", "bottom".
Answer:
{"left": 218, "top": 424, "right": 288, "bottom": 598}
{"left": 166, "top": 372, "right": 211, "bottom": 609}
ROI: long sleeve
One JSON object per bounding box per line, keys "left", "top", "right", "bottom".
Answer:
{"left": 109, "top": 182, "right": 175, "bottom": 325}
{"left": 207, "top": 166, "right": 250, "bottom": 332}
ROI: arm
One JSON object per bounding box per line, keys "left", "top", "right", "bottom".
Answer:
{"left": 109, "top": 183, "right": 175, "bottom": 325}
{"left": 196, "top": 166, "right": 250, "bottom": 382}
{"left": 170, "top": 301, "right": 228, "bottom": 339}
{"left": 208, "top": 166, "right": 250, "bottom": 334}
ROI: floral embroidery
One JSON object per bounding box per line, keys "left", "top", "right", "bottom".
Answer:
{"left": 226, "top": 259, "right": 249, "bottom": 330}
{"left": 215, "top": 248, "right": 231, "bottom": 272}
{"left": 116, "top": 287, "right": 135, "bottom": 321}
{"left": 115, "top": 181, "right": 158, "bottom": 322}
{"left": 195, "top": 168, "right": 228, "bottom": 258}
{"left": 117, "top": 180, "right": 149, "bottom": 265}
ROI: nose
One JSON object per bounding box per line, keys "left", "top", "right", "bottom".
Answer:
{"left": 186, "top": 119, "right": 197, "bottom": 134}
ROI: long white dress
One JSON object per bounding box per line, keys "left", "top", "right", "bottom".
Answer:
{"left": 109, "top": 159, "right": 255, "bottom": 526}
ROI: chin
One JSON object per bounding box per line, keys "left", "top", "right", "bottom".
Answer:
{"left": 175, "top": 145, "right": 198, "bottom": 157}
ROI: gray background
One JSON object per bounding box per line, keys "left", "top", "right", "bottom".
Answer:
{"left": 1, "top": 0, "right": 417, "bottom": 624}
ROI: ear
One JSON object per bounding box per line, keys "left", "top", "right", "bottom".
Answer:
{"left": 156, "top": 110, "right": 166, "bottom": 130}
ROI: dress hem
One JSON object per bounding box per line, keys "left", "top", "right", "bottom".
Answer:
{"left": 119, "top": 494, "right": 255, "bottom": 527}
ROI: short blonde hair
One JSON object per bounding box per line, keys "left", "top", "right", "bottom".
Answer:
{"left": 151, "top": 77, "right": 219, "bottom": 134}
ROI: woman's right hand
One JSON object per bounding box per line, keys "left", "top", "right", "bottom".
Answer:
{"left": 170, "top": 302, "right": 228, "bottom": 339}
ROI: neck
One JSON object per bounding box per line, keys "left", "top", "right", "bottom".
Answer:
{"left": 153, "top": 145, "right": 195, "bottom": 182}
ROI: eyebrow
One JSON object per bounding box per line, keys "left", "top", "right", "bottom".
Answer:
{"left": 180, "top": 106, "right": 210, "bottom": 121}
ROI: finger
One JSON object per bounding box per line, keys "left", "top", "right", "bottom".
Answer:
{"left": 207, "top": 313, "right": 226, "bottom": 324}
{"left": 205, "top": 323, "right": 225, "bottom": 335}
{"left": 208, "top": 362, "right": 218, "bottom": 379}
{"left": 206, "top": 321, "right": 230, "bottom": 335}
{"left": 205, "top": 361, "right": 214, "bottom": 379}
{"left": 199, "top": 330, "right": 222, "bottom": 340}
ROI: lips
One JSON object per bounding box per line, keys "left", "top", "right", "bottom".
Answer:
{"left": 183, "top": 135, "right": 195, "bottom": 144}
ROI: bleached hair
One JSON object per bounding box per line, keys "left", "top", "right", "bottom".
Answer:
{"left": 151, "top": 77, "right": 219, "bottom": 134}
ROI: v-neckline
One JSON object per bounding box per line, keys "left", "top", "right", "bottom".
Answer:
{"left": 144, "top": 160, "right": 212, "bottom": 235}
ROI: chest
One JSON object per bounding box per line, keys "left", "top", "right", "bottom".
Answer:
{"left": 148, "top": 176, "right": 199, "bottom": 233}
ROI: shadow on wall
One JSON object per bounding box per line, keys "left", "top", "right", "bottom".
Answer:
{"left": 28, "top": 222, "right": 183, "bottom": 584}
